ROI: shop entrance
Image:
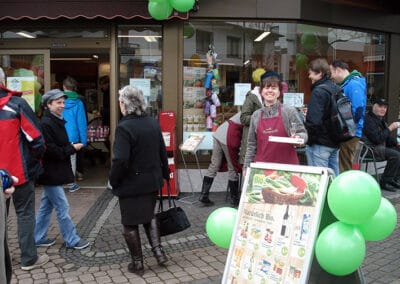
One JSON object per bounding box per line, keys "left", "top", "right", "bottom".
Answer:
{"left": 50, "top": 49, "right": 111, "bottom": 188}
{"left": 0, "top": 48, "right": 111, "bottom": 188}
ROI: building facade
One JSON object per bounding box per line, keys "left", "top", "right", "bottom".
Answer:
{"left": 1, "top": 0, "right": 399, "bottom": 166}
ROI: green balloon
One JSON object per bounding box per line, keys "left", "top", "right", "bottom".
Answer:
{"left": 169, "top": 0, "right": 195, "bottom": 12}
{"left": 316, "top": 221, "right": 366, "bottom": 276}
{"left": 206, "top": 207, "right": 237, "bottom": 249}
{"left": 183, "top": 22, "right": 195, "bottom": 39}
{"left": 148, "top": 0, "right": 173, "bottom": 21}
{"left": 328, "top": 171, "right": 381, "bottom": 224}
{"left": 295, "top": 53, "right": 308, "bottom": 70}
{"left": 301, "top": 33, "right": 317, "bottom": 51}
{"left": 356, "top": 197, "right": 397, "bottom": 241}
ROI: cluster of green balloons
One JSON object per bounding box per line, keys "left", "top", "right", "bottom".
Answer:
{"left": 296, "top": 53, "right": 308, "bottom": 70}
{"left": 206, "top": 207, "right": 237, "bottom": 249}
{"left": 301, "top": 33, "right": 317, "bottom": 51}
{"left": 148, "top": 0, "right": 195, "bottom": 20}
{"left": 316, "top": 170, "right": 397, "bottom": 276}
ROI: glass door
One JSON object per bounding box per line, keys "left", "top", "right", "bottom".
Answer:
{"left": 0, "top": 49, "right": 50, "bottom": 114}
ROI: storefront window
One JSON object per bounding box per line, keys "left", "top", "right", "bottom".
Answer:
{"left": 117, "top": 25, "right": 162, "bottom": 118}
{"left": 0, "top": 52, "right": 49, "bottom": 114}
{"left": 183, "top": 21, "right": 386, "bottom": 150}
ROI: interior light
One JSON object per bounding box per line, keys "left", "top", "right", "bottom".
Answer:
{"left": 144, "top": 36, "right": 158, "bottom": 42}
{"left": 243, "top": 60, "right": 250, "bottom": 66}
{"left": 16, "top": 31, "right": 36, "bottom": 39}
{"left": 92, "top": 54, "right": 99, "bottom": 59}
{"left": 254, "top": 31, "right": 271, "bottom": 42}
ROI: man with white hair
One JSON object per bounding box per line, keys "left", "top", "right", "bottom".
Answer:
{"left": 0, "top": 67, "right": 49, "bottom": 270}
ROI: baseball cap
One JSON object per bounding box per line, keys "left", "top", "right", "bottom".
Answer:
{"left": 373, "top": 97, "right": 388, "bottom": 106}
{"left": 42, "top": 89, "right": 67, "bottom": 106}
{"left": 260, "top": 70, "right": 281, "bottom": 81}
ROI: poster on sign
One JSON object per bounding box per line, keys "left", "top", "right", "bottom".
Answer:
{"left": 222, "top": 162, "right": 330, "bottom": 284}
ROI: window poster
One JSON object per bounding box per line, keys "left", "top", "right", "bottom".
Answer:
{"left": 129, "top": 78, "right": 151, "bottom": 100}
{"left": 234, "top": 83, "right": 251, "bottom": 106}
{"left": 222, "top": 163, "right": 330, "bottom": 284}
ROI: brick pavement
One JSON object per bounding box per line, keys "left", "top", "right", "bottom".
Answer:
{"left": 5, "top": 169, "right": 400, "bottom": 284}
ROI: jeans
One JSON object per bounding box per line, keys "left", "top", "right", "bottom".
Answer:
{"left": 35, "top": 185, "right": 80, "bottom": 247}
{"left": 8, "top": 181, "right": 38, "bottom": 266}
{"left": 306, "top": 144, "right": 339, "bottom": 176}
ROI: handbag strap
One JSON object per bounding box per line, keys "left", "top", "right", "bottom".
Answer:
{"left": 158, "top": 180, "right": 176, "bottom": 212}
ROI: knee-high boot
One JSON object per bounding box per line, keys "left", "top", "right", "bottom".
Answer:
{"left": 123, "top": 226, "right": 144, "bottom": 276}
{"left": 144, "top": 218, "right": 168, "bottom": 265}
{"left": 228, "top": 180, "right": 240, "bottom": 206}
{"left": 199, "top": 176, "right": 214, "bottom": 205}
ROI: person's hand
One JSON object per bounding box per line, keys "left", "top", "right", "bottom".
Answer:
{"left": 72, "top": 143, "right": 84, "bottom": 151}
{"left": 388, "top": 121, "right": 400, "bottom": 131}
{"left": 3, "top": 176, "right": 18, "bottom": 199}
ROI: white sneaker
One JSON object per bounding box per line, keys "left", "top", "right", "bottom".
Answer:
{"left": 21, "top": 254, "right": 49, "bottom": 271}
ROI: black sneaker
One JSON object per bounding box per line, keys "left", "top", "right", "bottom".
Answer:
{"left": 71, "top": 239, "right": 90, "bottom": 250}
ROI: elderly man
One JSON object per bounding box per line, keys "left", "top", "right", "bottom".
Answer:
{"left": 362, "top": 98, "right": 400, "bottom": 192}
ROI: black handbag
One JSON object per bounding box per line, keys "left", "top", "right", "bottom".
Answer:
{"left": 156, "top": 181, "right": 191, "bottom": 236}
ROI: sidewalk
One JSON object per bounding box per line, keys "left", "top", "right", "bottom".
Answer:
{"left": 6, "top": 169, "right": 400, "bottom": 284}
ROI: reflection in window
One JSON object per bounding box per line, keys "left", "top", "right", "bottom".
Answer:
{"left": 183, "top": 21, "right": 386, "bottom": 150}
{"left": 117, "top": 25, "right": 162, "bottom": 118}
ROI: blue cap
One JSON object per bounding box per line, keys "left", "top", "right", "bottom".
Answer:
{"left": 261, "top": 70, "right": 280, "bottom": 81}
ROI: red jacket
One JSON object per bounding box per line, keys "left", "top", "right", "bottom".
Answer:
{"left": 0, "top": 85, "right": 45, "bottom": 186}
{"left": 227, "top": 119, "right": 243, "bottom": 173}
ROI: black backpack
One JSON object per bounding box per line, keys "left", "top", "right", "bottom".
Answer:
{"left": 320, "top": 84, "right": 357, "bottom": 142}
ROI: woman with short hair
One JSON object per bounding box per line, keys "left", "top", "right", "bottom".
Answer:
{"left": 109, "top": 85, "right": 170, "bottom": 276}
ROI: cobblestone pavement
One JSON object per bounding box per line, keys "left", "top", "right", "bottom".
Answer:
{"left": 6, "top": 169, "right": 400, "bottom": 284}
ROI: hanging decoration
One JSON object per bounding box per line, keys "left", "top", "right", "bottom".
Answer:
{"left": 169, "top": 0, "right": 195, "bottom": 12}
{"left": 203, "top": 44, "right": 221, "bottom": 131}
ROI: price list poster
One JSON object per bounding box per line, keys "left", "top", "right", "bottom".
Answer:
{"left": 222, "top": 163, "right": 331, "bottom": 284}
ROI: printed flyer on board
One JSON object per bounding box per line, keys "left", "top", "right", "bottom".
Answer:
{"left": 222, "top": 163, "right": 330, "bottom": 284}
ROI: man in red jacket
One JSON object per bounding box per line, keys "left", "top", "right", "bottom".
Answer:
{"left": 0, "top": 67, "right": 49, "bottom": 270}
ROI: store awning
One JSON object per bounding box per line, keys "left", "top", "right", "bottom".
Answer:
{"left": 0, "top": 0, "right": 188, "bottom": 21}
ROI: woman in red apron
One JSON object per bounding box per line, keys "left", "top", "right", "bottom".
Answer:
{"left": 242, "top": 75, "right": 308, "bottom": 172}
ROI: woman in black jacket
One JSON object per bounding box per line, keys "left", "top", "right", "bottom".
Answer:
{"left": 35, "top": 89, "right": 89, "bottom": 250}
{"left": 109, "top": 85, "right": 170, "bottom": 276}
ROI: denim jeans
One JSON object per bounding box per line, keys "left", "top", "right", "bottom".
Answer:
{"left": 306, "top": 144, "right": 339, "bottom": 176}
{"left": 9, "top": 181, "right": 38, "bottom": 266}
{"left": 35, "top": 185, "right": 80, "bottom": 247}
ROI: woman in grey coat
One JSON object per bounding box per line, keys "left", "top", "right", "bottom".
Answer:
{"left": 109, "top": 85, "right": 170, "bottom": 276}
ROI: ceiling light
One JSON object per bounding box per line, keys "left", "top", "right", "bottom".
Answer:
{"left": 92, "top": 54, "right": 99, "bottom": 59}
{"left": 16, "top": 31, "right": 36, "bottom": 38}
{"left": 254, "top": 31, "right": 271, "bottom": 42}
{"left": 243, "top": 60, "right": 251, "bottom": 66}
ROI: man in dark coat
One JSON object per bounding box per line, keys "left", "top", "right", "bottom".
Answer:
{"left": 362, "top": 97, "right": 400, "bottom": 192}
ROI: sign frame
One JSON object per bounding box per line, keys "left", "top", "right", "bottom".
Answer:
{"left": 222, "top": 162, "right": 331, "bottom": 284}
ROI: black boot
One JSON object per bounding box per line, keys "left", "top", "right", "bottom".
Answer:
{"left": 228, "top": 180, "right": 240, "bottom": 207}
{"left": 123, "top": 226, "right": 144, "bottom": 276}
{"left": 380, "top": 176, "right": 397, "bottom": 192}
{"left": 144, "top": 218, "right": 168, "bottom": 265}
{"left": 199, "top": 176, "right": 214, "bottom": 205}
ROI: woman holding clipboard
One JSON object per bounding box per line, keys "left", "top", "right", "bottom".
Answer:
{"left": 243, "top": 74, "right": 307, "bottom": 174}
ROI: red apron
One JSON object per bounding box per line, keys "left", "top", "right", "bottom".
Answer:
{"left": 254, "top": 105, "right": 299, "bottom": 165}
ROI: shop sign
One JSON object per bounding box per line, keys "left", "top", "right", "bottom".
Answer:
{"left": 222, "top": 163, "right": 330, "bottom": 283}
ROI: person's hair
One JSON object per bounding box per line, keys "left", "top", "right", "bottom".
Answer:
{"left": 309, "top": 58, "right": 331, "bottom": 77}
{"left": 63, "top": 76, "right": 78, "bottom": 91}
{"left": 331, "top": 60, "right": 349, "bottom": 70}
{"left": 99, "top": 75, "right": 109, "bottom": 85}
{"left": 259, "top": 76, "right": 282, "bottom": 92}
{"left": 118, "top": 85, "right": 147, "bottom": 116}
{"left": 0, "top": 67, "right": 5, "bottom": 82}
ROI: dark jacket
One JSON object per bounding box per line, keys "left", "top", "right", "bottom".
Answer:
{"left": 109, "top": 114, "right": 169, "bottom": 198}
{"left": 0, "top": 85, "right": 45, "bottom": 186}
{"left": 305, "top": 77, "right": 341, "bottom": 149}
{"left": 36, "top": 109, "right": 76, "bottom": 185}
{"left": 362, "top": 111, "right": 397, "bottom": 148}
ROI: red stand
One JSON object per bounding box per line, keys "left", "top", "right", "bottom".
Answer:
{"left": 159, "top": 111, "right": 179, "bottom": 196}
